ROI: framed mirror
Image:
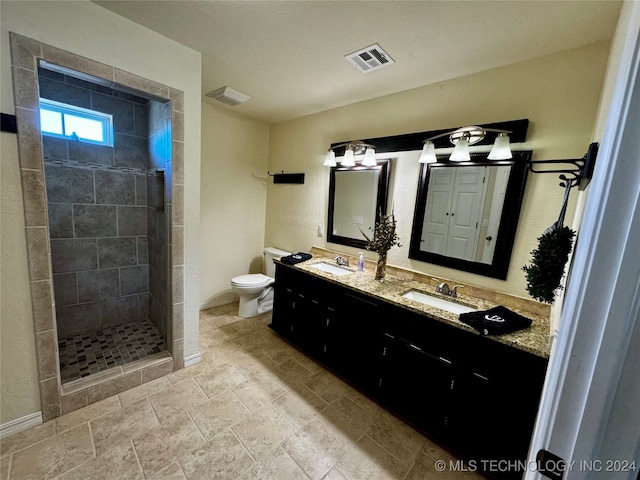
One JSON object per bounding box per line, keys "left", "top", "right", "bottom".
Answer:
{"left": 409, "top": 151, "right": 531, "bottom": 279}
{"left": 327, "top": 159, "right": 391, "bottom": 249}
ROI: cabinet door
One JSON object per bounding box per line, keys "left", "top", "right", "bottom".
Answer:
{"left": 270, "top": 264, "right": 338, "bottom": 361}
{"left": 326, "top": 291, "right": 384, "bottom": 392}
{"left": 379, "top": 334, "right": 460, "bottom": 434}
{"left": 271, "top": 282, "right": 296, "bottom": 339}
{"left": 451, "top": 335, "right": 548, "bottom": 480}
{"left": 447, "top": 368, "right": 497, "bottom": 459}
{"left": 294, "top": 294, "right": 338, "bottom": 360}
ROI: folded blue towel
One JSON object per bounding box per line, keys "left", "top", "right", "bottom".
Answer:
{"left": 280, "top": 252, "right": 312, "bottom": 265}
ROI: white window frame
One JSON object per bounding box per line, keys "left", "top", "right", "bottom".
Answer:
{"left": 39, "top": 98, "right": 114, "bottom": 147}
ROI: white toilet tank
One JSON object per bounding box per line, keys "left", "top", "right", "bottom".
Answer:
{"left": 264, "top": 247, "right": 290, "bottom": 277}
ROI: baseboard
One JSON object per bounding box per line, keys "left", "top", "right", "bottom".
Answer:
{"left": 0, "top": 411, "right": 43, "bottom": 440}
{"left": 200, "top": 293, "right": 238, "bottom": 311}
{"left": 184, "top": 352, "right": 202, "bottom": 367}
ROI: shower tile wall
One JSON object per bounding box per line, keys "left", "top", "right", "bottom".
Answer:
{"left": 39, "top": 69, "right": 153, "bottom": 338}
{"left": 147, "top": 101, "right": 172, "bottom": 338}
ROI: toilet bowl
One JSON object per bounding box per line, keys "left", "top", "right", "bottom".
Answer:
{"left": 231, "top": 247, "right": 290, "bottom": 318}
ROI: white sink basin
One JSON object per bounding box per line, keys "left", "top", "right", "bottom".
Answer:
{"left": 402, "top": 290, "right": 476, "bottom": 315}
{"left": 310, "top": 262, "right": 353, "bottom": 276}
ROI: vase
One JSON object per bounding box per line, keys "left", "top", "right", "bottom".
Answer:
{"left": 375, "top": 253, "right": 387, "bottom": 282}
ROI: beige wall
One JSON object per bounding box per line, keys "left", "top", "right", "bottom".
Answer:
{"left": 0, "top": 1, "right": 201, "bottom": 424}
{"left": 200, "top": 103, "right": 270, "bottom": 308}
{"left": 0, "top": 134, "right": 42, "bottom": 423}
{"left": 265, "top": 42, "right": 609, "bottom": 299}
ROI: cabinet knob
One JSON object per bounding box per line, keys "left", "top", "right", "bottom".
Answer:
{"left": 485, "top": 235, "right": 493, "bottom": 241}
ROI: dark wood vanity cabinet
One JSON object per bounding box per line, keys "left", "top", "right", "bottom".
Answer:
{"left": 270, "top": 265, "right": 339, "bottom": 361}
{"left": 379, "top": 332, "right": 462, "bottom": 435}
{"left": 270, "top": 263, "right": 548, "bottom": 480}
{"left": 328, "top": 290, "right": 385, "bottom": 393}
{"left": 271, "top": 264, "right": 384, "bottom": 392}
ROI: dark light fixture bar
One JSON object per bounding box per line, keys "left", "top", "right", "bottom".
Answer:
{"left": 330, "top": 119, "right": 529, "bottom": 155}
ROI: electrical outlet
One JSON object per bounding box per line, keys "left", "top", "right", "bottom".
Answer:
{"left": 318, "top": 225, "right": 325, "bottom": 237}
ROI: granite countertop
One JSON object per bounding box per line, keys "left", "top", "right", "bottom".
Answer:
{"left": 277, "top": 257, "right": 551, "bottom": 359}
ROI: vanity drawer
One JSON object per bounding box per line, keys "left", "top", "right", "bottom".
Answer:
{"left": 384, "top": 307, "right": 469, "bottom": 367}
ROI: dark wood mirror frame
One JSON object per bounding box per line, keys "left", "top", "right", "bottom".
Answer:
{"left": 409, "top": 151, "right": 531, "bottom": 279}
{"left": 327, "top": 159, "right": 391, "bottom": 250}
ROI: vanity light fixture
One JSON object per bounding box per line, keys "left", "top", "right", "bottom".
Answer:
{"left": 420, "top": 126, "right": 512, "bottom": 163}
{"left": 418, "top": 141, "right": 437, "bottom": 164}
{"left": 323, "top": 149, "right": 337, "bottom": 167}
{"left": 324, "top": 141, "right": 377, "bottom": 167}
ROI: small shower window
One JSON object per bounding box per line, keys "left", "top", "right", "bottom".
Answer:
{"left": 39, "top": 98, "right": 113, "bottom": 147}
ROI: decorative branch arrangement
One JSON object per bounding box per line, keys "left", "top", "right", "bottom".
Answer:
{"left": 360, "top": 209, "right": 401, "bottom": 281}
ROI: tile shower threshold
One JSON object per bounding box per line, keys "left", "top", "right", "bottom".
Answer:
{"left": 61, "top": 351, "right": 172, "bottom": 396}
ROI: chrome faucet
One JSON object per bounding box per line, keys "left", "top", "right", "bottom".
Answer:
{"left": 450, "top": 285, "right": 464, "bottom": 298}
{"left": 432, "top": 278, "right": 464, "bottom": 298}
{"left": 436, "top": 282, "right": 451, "bottom": 296}
{"left": 335, "top": 256, "right": 350, "bottom": 267}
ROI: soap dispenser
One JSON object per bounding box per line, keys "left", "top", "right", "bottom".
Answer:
{"left": 358, "top": 252, "right": 364, "bottom": 271}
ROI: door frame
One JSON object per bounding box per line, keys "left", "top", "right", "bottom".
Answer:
{"left": 526, "top": 6, "right": 640, "bottom": 478}
{"left": 9, "top": 32, "right": 186, "bottom": 421}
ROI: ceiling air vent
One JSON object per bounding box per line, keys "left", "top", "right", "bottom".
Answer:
{"left": 345, "top": 44, "right": 395, "bottom": 73}
{"left": 206, "top": 86, "right": 251, "bottom": 106}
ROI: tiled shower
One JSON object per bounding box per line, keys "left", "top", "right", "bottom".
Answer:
{"left": 38, "top": 67, "right": 172, "bottom": 383}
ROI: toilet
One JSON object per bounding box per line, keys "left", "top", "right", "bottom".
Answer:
{"left": 231, "top": 247, "right": 291, "bottom": 318}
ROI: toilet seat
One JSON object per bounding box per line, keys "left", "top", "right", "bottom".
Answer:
{"left": 231, "top": 273, "right": 273, "bottom": 288}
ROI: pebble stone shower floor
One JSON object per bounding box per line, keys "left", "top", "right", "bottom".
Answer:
{"left": 58, "top": 320, "right": 166, "bottom": 384}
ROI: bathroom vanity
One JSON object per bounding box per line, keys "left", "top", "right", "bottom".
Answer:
{"left": 270, "top": 259, "right": 549, "bottom": 480}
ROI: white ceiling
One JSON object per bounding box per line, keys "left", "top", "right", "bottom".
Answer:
{"left": 95, "top": 1, "right": 621, "bottom": 124}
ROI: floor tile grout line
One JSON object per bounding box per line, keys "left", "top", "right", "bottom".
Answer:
{"left": 190, "top": 374, "right": 211, "bottom": 400}
{"left": 229, "top": 387, "right": 255, "bottom": 416}
{"left": 4, "top": 452, "right": 12, "bottom": 480}
{"left": 362, "top": 430, "right": 420, "bottom": 471}
{"left": 1, "top": 426, "right": 57, "bottom": 459}
{"left": 184, "top": 410, "right": 207, "bottom": 445}
{"left": 229, "top": 425, "right": 258, "bottom": 465}
{"left": 87, "top": 421, "right": 97, "bottom": 460}
{"left": 280, "top": 444, "right": 314, "bottom": 480}
{"left": 129, "top": 438, "right": 146, "bottom": 479}
{"left": 144, "top": 396, "right": 162, "bottom": 425}
{"left": 48, "top": 456, "right": 87, "bottom": 480}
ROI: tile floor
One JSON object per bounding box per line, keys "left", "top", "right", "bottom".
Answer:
{"left": 0, "top": 303, "right": 484, "bottom": 480}
{"left": 58, "top": 320, "right": 166, "bottom": 383}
